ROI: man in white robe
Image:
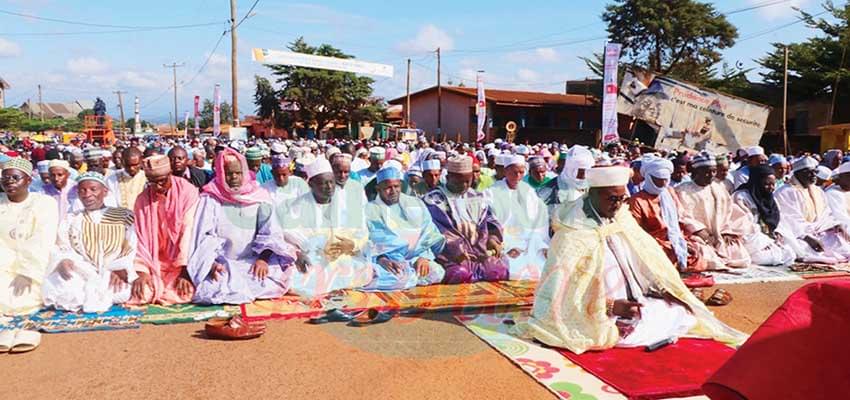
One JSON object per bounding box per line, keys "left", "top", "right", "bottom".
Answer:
{"left": 261, "top": 154, "right": 308, "bottom": 208}
{"left": 362, "top": 166, "right": 446, "bottom": 291}
{"left": 524, "top": 166, "right": 745, "bottom": 354}
{"left": 277, "top": 158, "right": 374, "bottom": 298}
{"left": 824, "top": 162, "right": 850, "bottom": 233}
{"left": 486, "top": 155, "right": 549, "bottom": 280}
{"left": 775, "top": 156, "right": 850, "bottom": 263}
{"left": 105, "top": 147, "right": 147, "bottom": 210}
{"left": 43, "top": 172, "right": 137, "bottom": 313}
{"left": 675, "top": 152, "right": 751, "bottom": 268}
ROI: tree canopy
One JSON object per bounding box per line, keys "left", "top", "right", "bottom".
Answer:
{"left": 263, "top": 37, "right": 381, "bottom": 134}
{"left": 601, "top": 0, "right": 738, "bottom": 80}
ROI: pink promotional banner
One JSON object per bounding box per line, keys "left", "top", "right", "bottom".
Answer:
{"left": 601, "top": 43, "right": 622, "bottom": 144}
{"left": 476, "top": 73, "right": 486, "bottom": 142}
{"left": 213, "top": 84, "right": 221, "bottom": 136}
{"left": 193, "top": 95, "right": 200, "bottom": 136}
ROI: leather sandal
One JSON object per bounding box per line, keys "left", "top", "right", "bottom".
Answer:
{"left": 204, "top": 316, "right": 266, "bottom": 340}
{"left": 307, "top": 309, "right": 364, "bottom": 325}
{"left": 690, "top": 287, "right": 708, "bottom": 303}
{"left": 347, "top": 309, "right": 397, "bottom": 327}
{"left": 705, "top": 288, "right": 733, "bottom": 306}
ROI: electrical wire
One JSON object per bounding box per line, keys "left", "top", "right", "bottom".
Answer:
{"left": 0, "top": 8, "right": 223, "bottom": 30}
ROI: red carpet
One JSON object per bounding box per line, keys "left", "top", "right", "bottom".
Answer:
{"left": 559, "top": 339, "right": 735, "bottom": 400}
{"left": 703, "top": 279, "right": 850, "bottom": 400}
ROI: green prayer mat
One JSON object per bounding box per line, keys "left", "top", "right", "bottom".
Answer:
{"left": 139, "top": 304, "right": 238, "bottom": 325}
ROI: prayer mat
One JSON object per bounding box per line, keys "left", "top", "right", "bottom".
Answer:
{"left": 241, "top": 281, "right": 537, "bottom": 322}
{"left": 0, "top": 305, "right": 142, "bottom": 333}
{"left": 455, "top": 311, "right": 708, "bottom": 400}
{"left": 559, "top": 340, "right": 735, "bottom": 400}
{"left": 139, "top": 304, "right": 238, "bottom": 325}
{"left": 787, "top": 263, "right": 850, "bottom": 279}
{"left": 710, "top": 265, "right": 801, "bottom": 284}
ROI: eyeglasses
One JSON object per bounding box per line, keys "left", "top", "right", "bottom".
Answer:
{"left": 606, "top": 194, "right": 629, "bottom": 204}
{"left": 0, "top": 175, "right": 25, "bottom": 183}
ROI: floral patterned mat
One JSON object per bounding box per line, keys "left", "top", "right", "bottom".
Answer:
{"left": 455, "top": 311, "right": 707, "bottom": 400}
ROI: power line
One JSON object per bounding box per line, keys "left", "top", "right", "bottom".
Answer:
{"left": 233, "top": 0, "right": 260, "bottom": 30}
{"left": 0, "top": 22, "right": 224, "bottom": 37}
{"left": 0, "top": 8, "right": 223, "bottom": 30}
{"left": 724, "top": 0, "right": 791, "bottom": 15}
{"left": 182, "top": 30, "right": 228, "bottom": 86}
{"left": 738, "top": 10, "right": 828, "bottom": 42}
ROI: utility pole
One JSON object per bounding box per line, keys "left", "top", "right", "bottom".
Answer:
{"left": 163, "top": 62, "right": 184, "bottom": 134}
{"left": 829, "top": 46, "right": 847, "bottom": 126}
{"left": 782, "top": 46, "right": 789, "bottom": 155}
{"left": 113, "top": 90, "right": 126, "bottom": 139}
{"left": 436, "top": 47, "right": 442, "bottom": 142}
{"left": 169, "top": 111, "right": 174, "bottom": 133}
{"left": 405, "top": 58, "right": 411, "bottom": 127}
{"left": 38, "top": 84, "right": 43, "bottom": 121}
{"left": 230, "top": 0, "right": 240, "bottom": 127}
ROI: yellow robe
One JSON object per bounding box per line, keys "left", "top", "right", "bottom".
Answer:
{"left": 521, "top": 198, "right": 746, "bottom": 354}
{"left": 0, "top": 193, "right": 59, "bottom": 315}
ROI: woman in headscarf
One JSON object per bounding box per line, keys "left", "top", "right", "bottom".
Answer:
{"left": 731, "top": 165, "right": 796, "bottom": 266}
{"left": 187, "top": 148, "right": 296, "bottom": 305}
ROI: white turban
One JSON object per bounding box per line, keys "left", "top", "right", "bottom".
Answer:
{"left": 558, "top": 145, "right": 595, "bottom": 190}
{"left": 641, "top": 158, "right": 674, "bottom": 195}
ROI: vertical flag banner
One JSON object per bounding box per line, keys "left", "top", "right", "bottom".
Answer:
{"left": 134, "top": 96, "right": 141, "bottom": 134}
{"left": 183, "top": 111, "right": 190, "bottom": 136}
{"left": 602, "top": 43, "right": 622, "bottom": 144}
{"left": 213, "top": 84, "right": 221, "bottom": 136}
{"left": 193, "top": 95, "right": 201, "bottom": 136}
{"left": 476, "top": 73, "right": 486, "bottom": 142}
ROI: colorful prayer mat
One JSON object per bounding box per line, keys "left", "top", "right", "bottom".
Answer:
{"left": 138, "top": 304, "right": 238, "bottom": 325}
{"left": 0, "top": 305, "right": 142, "bottom": 333}
{"left": 241, "top": 281, "right": 537, "bottom": 322}
{"left": 456, "top": 311, "right": 708, "bottom": 400}
{"left": 710, "top": 265, "right": 801, "bottom": 285}
{"left": 787, "top": 263, "right": 850, "bottom": 279}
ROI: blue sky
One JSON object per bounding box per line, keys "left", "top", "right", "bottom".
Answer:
{"left": 0, "top": 0, "right": 837, "bottom": 123}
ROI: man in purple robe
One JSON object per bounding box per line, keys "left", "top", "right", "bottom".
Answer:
{"left": 423, "top": 155, "right": 508, "bottom": 283}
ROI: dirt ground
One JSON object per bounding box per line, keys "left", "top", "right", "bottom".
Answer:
{"left": 0, "top": 278, "right": 831, "bottom": 400}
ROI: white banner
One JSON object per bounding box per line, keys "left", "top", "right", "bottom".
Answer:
{"left": 618, "top": 70, "right": 770, "bottom": 153}
{"left": 601, "top": 43, "right": 622, "bottom": 144}
{"left": 476, "top": 73, "right": 486, "bottom": 142}
{"left": 252, "top": 48, "right": 394, "bottom": 78}
{"left": 133, "top": 96, "right": 141, "bottom": 134}
{"left": 183, "top": 111, "right": 190, "bottom": 136}
{"left": 213, "top": 84, "right": 221, "bottom": 136}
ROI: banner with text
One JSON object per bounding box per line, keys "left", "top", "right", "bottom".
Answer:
{"left": 601, "top": 43, "right": 622, "bottom": 144}
{"left": 476, "top": 73, "right": 486, "bottom": 142}
{"left": 618, "top": 70, "right": 770, "bottom": 153}
{"left": 252, "top": 48, "right": 394, "bottom": 78}
{"left": 213, "top": 84, "right": 221, "bottom": 136}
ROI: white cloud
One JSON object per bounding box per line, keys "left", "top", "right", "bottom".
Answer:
{"left": 504, "top": 47, "right": 561, "bottom": 64}
{"left": 535, "top": 47, "right": 560, "bottom": 62}
{"left": 0, "top": 38, "right": 22, "bottom": 57}
{"left": 120, "top": 71, "right": 159, "bottom": 90}
{"left": 67, "top": 57, "right": 109, "bottom": 75}
{"left": 517, "top": 68, "right": 539, "bottom": 81}
{"left": 747, "top": 0, "right": 810, "bottom": 20}
{"left": 397, "top": 24, "right": 454, "bottom": 54}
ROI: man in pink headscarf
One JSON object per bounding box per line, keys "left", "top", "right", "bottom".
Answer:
{"left": 187, "top": 148, "right": 296, "bottom": 304}
{"left": 128, "top": 154, "right": 199, "bottom": 305}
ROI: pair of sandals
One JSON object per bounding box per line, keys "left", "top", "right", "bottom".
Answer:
{"left": 0, "top": 329, "right": 41, "bottom": 353}
{"left": 204, "top": 316, "right": 266, "bottom": 340}
{"left": 691, "top": 288, "right": 733, "bottom": 306}
{"left": 308, "top": 308, "right": 397, "bottom": 327}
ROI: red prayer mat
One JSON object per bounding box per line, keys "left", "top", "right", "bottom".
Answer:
{"left": 703, "top": 279, "right": 850, "bottom": 400}
{"left": 558, "top": 339, "right": 735, "bottom": 400}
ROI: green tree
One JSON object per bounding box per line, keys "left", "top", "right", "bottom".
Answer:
{"left": 77, "top": 108, "right": 95, "bottom": 120}
{"left": 266, "top": 37, "right": 376, "bottom": 132}
{"left": 199, "top": 100, "right": 232, "bottom": 129}
{"left": 254, "top": 75, "right": 290, "bottom": 129}
{"left": 601, "top": 0, "right": 738, "bottom": 81}
{"left": 758, "top": 2, "right": 850, "bottom": 122}
{"left": 0, "top": 107, "right": 26, "bottom": 130}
